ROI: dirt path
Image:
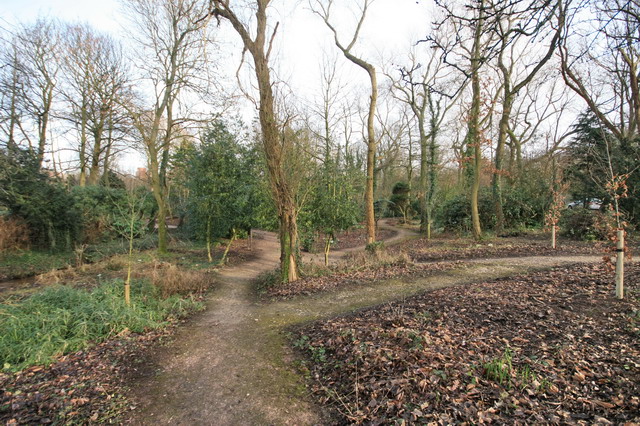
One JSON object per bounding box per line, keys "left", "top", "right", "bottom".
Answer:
{"left": 127, "top": 224, "right": 600, "bottom": 425}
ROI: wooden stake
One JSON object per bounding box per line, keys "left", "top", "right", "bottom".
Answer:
{"left": 551, "top": 225, "right": 556, "bottom": 249}
{"left": 615, "top": 229, "right": 624, "bottom": 299}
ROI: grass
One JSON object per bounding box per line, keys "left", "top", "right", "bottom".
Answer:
{"left": 0, "top": 279, "right": 204, "bottom": 372}
{"left": 483, "top": 347, "right": 551, "bottom": 392}
{"left": 483, "top": 347, "right": 514, "bottom": 386}
{"left": 0, "top": 250, "right": 76, "bottom": 280}
{"left": 0, "top": 235, "right": 158, "bottom": 280}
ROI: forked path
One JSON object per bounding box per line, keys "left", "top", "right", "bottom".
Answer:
{"left": 127, "top": 223, "right": 600, "bottom": 425}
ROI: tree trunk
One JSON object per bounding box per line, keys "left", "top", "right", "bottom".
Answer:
{"left": 364, "top": 69, "right": 378, "bottom": 244}
{"left": 493, "top": 91, "right": 511, "bottom": 234}
{"left": 468, "top": 0, "right": 484, "bottom": 241}
{"left": 324, "top": 234, "right": 332, "bottom": 267}
{"left": 88, "top": 124, "right": 103, "bottom": 185}
{"left": 211, "top": 0, "right": 301, "bottom": 282}
{"left": 7, "top": 52, "right": 19, "bottom": 155}
{"left": 418, "top": 111, "right": 429, "bottom": 234}
{"left": 102, "top": 123, "right": 114, "bottom": 186}
{"left": 206, "top": 218, "right": 213, "bottom": 262}
{"left": 78, "top": 99, "right": 88, "bottom": 186}
{"left": 279, "top": 207, "right": 299, "bottom": 282}
{"left": 221, "top": 228, "right": 237, "bottom": 265}
{"left": 37, "top": 93, "right": 51, "bottom": 170}
{"left": 426, "top": 103, "right": 439, "bottom": 238}
{"left": 149, "top": 153, "right": 168, "bottom": 254}
{"left": 254, "top": 52, "right": 300, "bottom": 282}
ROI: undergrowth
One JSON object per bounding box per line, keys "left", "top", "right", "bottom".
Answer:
{"left": 0, "top": 279, "right": 203, "bottom": 372}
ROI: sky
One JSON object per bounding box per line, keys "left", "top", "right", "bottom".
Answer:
{"left": 0, "top": 0, "right": 432, "bottom": 91}
{"left": 0, "top": 0, "right": 434, "bottom": 171}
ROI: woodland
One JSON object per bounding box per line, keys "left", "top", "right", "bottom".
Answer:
{"left": 0, "top": 0, "right": 638, "bottom": 424}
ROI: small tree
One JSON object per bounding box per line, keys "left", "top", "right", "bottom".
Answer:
{"left": 112, "top": 186, "right": 151, "bottom": 305}
{"left": 186, "top": 119, "right": 254, "bottom": 264}
{"left": 545, "top": 160, "right": 567, "bottom": 249}
{"left": 390, "top": 182, "right": 411, "bottom": 224}
{"left": 308, "top": 161, "right": 361, "bottom": 266}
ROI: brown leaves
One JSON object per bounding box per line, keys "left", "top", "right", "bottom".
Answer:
{"left": 0, "top": 327, "right": 176, "bottom": 424}
{"left": 294, "top": 262, "right": 640, "bottom": 424}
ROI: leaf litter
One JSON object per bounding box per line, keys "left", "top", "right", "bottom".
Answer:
{"left": 293, "top": 262, "right": 640, "bottom": 424}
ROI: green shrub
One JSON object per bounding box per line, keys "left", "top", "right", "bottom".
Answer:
{"left": 0, "top": 279, "right": 203, "bottom": 372}
{"left": 0, "top": 149, "right": 81, "bottom": 250}
{"left": 72, "top": 185, "right": 154, "bottom": 243}
{"left": 437, "top": 186, "right": 548, "bottom": 233}
{"left": 389, "top": 182, "right": 411, "bottom": 218}
{"left": 437, "top": 189, "right": 495, "bottom": 232}
{"left": 559, "top": 208, "right": 607, "bottom": 240}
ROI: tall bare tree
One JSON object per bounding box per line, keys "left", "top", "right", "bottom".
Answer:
{"left": 388, "top": 47, "right": 464, "bottom": 237}
{"left": 125, "top": 0, "right": 209, "bottom": 254}
{"left": 8, "top": 18, "right": 61, "bottom": 169}
{"left": 432, "top": 0, "right": 497, "bottom": 240}
{"left": 0, "top": 35, "right": 25, "bottom": 154}
{"left": 207, "top": 0, "right": 301, "bottom": 282}
{"left": 560, "top": 0, "right": 640, "bottom": 142}
{"left": 61, "top": 24, "right": 131, "bottom": 186}
{"left": 311, "top": 0, "right": 379, "bottom": 244}
{"left": 490, "top": 0, "right": 564, "bottom": 233}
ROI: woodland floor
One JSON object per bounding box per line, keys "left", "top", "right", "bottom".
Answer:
{"left": 1, "top": 221, "right": 636, "bottom": 425}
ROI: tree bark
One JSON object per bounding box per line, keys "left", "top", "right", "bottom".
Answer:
{"left": 210, "top": 0, "right": 300, "bottom": 282}
{"left": 468, "top": 1, "right": 484, "bottom": 241}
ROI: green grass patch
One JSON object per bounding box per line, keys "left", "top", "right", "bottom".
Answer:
{"left": 0, "top": 236, "right": 158, "bottom": 280}
{"left": 0, "top": 279, "right": 203, "bottom": 372}
{"left": 0, "top": 250, "right": 75, "bottom": 280}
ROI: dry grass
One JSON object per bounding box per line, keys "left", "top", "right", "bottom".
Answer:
{"left": 27, "top": 256, "right": 214, "bottom": 299}
{"left": 338, "top": 248, "right": 412, "bottom": 272}
{"left": 0, "top": 216, "right": 30, "bottom": 252}
{"left": 149, "top": 262, "right": 213, "bottom": 297}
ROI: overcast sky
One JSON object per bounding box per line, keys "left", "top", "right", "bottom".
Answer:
{"left": 1, "top": 0, "right": 434, "bottom": 170}
{"left": 1, "top": 0, "right": 432, "bottom": 87}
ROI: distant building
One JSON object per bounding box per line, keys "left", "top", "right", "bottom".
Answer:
{"left": 136, "top": 167, "right": 148, "bottom": 182}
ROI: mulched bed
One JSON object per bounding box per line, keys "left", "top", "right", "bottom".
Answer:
{"left": 265, "top": 261, "right": 461, "bottom": 300}
{"left": 402, "top": 236, "right": 608, "bottom": 262}
{"left": 308, "top": 228, "right": 396, "bottom": 253}
{"left": 293, "top": 262, "right": 640, "bottom": 424}
{"left": 0, "top": 327, "right": 176, "bottom": 425}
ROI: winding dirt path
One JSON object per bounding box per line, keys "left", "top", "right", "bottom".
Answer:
{"left": 127, "top": 223, "right": 600, "bottom": 425}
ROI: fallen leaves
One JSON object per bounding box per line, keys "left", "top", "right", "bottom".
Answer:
{"left": 403, "top": 234, "right": 608, "bottom": 262}
{"left": 0, "top": 326, "right": 177, "bottom": 424}
{"left": 266, "top": 261, "right": 460, "bottom": 300}
{"left": 293, "top": 262, "right": 640, "bottom": 424}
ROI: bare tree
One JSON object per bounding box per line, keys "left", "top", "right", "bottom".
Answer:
{"left": 434, "top": 0, "right": 491, "bottom": 240}
{"left": 0, "top": 34, "right": 25, "bottom": 154}
{"left": 311, "top": 0, "right": 379, "bottom": 244}
{"left": 560, "top": 0, "right": 639, "bottom": 142}
{"left": 125, "top": 0, "right": 210, "bottom": 254}
{"left": 490, "top": 0, "right": 564, "bottom": 233}
{"left": 6, "top": 18, "right": 61, "bottom": 169}
{"left": 207, "top": 0, "right": 302, "bottom": 282}
{"left": 388, "top": 46, "right": 464, "bottom": 237}
{"left": 61, "top": 24, "right": 131, "bottom": 186}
